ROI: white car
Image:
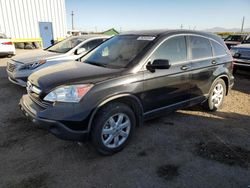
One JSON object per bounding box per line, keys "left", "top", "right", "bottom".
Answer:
{"left": 0, "top": 33, "right": 15, "bottom": 57}
{"left": 6, "top": 35, "right": 110, "bottom": 87}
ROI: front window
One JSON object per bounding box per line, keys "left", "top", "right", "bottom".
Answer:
{"left": 46, "top": 37, "right": 85, "bottom": 53}
{"left": 150, "top": 36, "right": 187, "bottom": 64}
{"left": 82, "top": 35, "right": 153, "bottom": 68}
{"left": 224, "top": 35, "right": 245, "bottom": 42}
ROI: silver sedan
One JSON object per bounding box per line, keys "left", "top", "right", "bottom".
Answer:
{"left": 6, "top": 35, "right": 110, "bottom": 87}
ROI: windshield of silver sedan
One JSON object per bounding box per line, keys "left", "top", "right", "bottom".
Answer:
{"left": 46, "top": 37, "right": 85, "bottom": 53}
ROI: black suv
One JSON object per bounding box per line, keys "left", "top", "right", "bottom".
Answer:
{"left": 20, "top": 30, "right": 234, "bottom": 155}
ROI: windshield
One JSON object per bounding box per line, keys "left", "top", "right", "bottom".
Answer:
{"left": 225, "top": 35, "right": 245, "bottom": 42}
{"left": 83, "top": 35, "right": 154, "bottom": 68}
{"left": 46, "top": 37, "right": 85, "bottom": 53}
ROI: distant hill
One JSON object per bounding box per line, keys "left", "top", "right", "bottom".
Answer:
{"left": 204, "top": 27, "right": 250, "bottom": 32}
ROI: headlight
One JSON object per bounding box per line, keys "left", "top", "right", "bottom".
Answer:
{"left": 22, "top": 60, "right": 46, "bottom": 70}
{"left": 44, "top": 84, "right": 93, "bottom": 103}
{"left": 230, "top": 49, "right": 237, "bottom": 56}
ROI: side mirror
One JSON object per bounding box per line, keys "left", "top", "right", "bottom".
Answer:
{"left": 146, "top": 59, "right": 171, "bottom": 72}
{"left": 233, "top": 53, "right": 240, "bottom": 58}
{"left": 75, "top": 48, "right": 86, "bottom": 55}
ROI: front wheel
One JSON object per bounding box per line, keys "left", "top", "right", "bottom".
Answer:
{"left": 202, "top": 78, "right": 226, "bottom": 111}
{"left": 91, "top": 102, "right": 136, "bottom": 155}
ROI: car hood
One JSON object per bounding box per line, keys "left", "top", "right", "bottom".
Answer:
{"left": 224, "top": 41, "right": 241, "bottom": 45}
{"left": 28, "top": 61, "right": 123, "bottom": 93}
{"left": 12, "top": 50, "right": 63, "bottom": 64}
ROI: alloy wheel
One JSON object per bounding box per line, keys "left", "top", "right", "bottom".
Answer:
{"left": 211, "top": 83, "right": 224, "bottom": 107}
{"left": 101, "top": 113, "right": 131, "bottom": 149}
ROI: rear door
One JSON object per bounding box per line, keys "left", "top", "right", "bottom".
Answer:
{"left": 188, "top": 35, "right": 216, "bottom": 98}
{"left": 143, "top": 35, "right": 193, "bottom": 113}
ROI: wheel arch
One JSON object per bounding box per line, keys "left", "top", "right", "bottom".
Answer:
{"left": 87, "top": 94, "right": 144, "bottom": 132}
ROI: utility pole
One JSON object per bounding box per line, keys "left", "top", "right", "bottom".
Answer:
{"left": 71, "top": 11, "right": 74, "bottom": 30}
{"left": 241, "top": 16, "right": 245, "bottom": 32}
{"left": 180, "top": 24, "right": 183, "bottom": 29}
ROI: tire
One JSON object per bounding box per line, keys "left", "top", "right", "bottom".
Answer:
{"left": 202, "top": 78, "right": 226, "bottom": 111}
{"left": 91, "top": 102, "right": 136, "bottom": 155}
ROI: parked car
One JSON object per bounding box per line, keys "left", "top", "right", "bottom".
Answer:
{"left": 6, "top": 35, "right": 110, "bottom": 87}
{"left": 224, "top": 34, "right": 250, "bottom": 49}
{"left": 230, "top": 38, "right": 250, "bottom": 73}
{"left": 20, "top": 30, "right": 234, "bottom": 155}
{"left": 0, "top": 33, "right": 15, "bottom": 57}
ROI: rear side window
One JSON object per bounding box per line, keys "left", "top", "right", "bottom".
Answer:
{"left": 151, "top": 36, "right": 187, "bottom": 63}
{"left": 211, "top": 40, "right": 227, "bottom": 56}
{"left": 190, "top": 36, "right": 212, "bottom": 59}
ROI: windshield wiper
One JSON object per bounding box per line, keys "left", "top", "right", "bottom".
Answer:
{"left": 47, "top": 49, "right": 58, "bottom": 53}
{"left": 86, "top": 61, "right": 107, "bottom": 68}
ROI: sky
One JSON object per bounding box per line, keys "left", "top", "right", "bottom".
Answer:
{"left": 65, "top": 0, "right": 250, "bottom": 32}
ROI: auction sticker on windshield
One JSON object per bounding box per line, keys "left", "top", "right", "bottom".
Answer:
{"left": 137, "top": 36, "right": 156, "bottom": 41}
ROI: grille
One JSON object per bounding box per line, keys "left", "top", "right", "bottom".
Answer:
{"left": 28, "top": 92, "right": 51, "bottom": 108}
{"left": 7, "top": 62, "right": 16, "bottom": 72}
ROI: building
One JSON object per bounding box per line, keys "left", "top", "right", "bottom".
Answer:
{"left": 102, "top": 28, "right": 119, "bottom": 36}
{"left": 0, "top": 0, "right": 67, "bottom": 48}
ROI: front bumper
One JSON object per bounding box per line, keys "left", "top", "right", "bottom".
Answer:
{"left": 6, "top": 61, "right": 29, "bottom": 87}
{"left": 19, "top": 95, "right": 89, "bottom": 141}
{"left": 233, "top": 58, "right": 250, "bottom": 68}
{"left": 8, "top": 76, "right": 27, "bottom": 87}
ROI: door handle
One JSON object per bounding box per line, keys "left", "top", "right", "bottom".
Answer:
{"left": 181, "top": 65, "right": 190, "bottom": 70}
{"left": 211, "top": 60, "right": 217, "bottom": 65}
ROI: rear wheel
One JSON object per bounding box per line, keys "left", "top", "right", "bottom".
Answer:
{"left": 91, "top": 102, "right": 136, "bottom": 155}
{"left": 202, "top": 78, "right": 226, "bottom": 111}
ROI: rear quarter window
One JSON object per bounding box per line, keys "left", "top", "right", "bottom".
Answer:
{"left": 211, "top": 40, "right": 227, "bottom": 56}
{"left": 190, "top": 36, "right": 213, "bottom": 59}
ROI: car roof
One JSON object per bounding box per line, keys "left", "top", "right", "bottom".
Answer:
{"left": 120, "top": 29, "right": 222, "bottom": 42}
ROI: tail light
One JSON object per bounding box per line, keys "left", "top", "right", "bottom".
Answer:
{"left": 2, "top": 41, "right": 12, "bottom": 45}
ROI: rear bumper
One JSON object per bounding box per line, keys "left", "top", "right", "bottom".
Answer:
{"left": 19, "top": 95, "right": 89, "bottom": 141}
{"left": 0, "top": 51, "right": 15, "bottom": 55}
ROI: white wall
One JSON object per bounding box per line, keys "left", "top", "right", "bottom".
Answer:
{"left": 0, "top": 0, "right": 67, "bottom": 39}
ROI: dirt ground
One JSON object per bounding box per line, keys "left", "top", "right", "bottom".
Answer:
{"left": 0, "top": 50, "right": 249, "bottom": 188}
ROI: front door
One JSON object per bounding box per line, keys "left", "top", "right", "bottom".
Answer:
{"left": 142, "top": 35, "right": 192, "bottom": 114}
{"left": 39, "top": 22, "right": 53, "bottom": 48}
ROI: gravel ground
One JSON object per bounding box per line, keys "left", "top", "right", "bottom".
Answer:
{"left": 0, "top": 50, "right": 250, "bottom": 188}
